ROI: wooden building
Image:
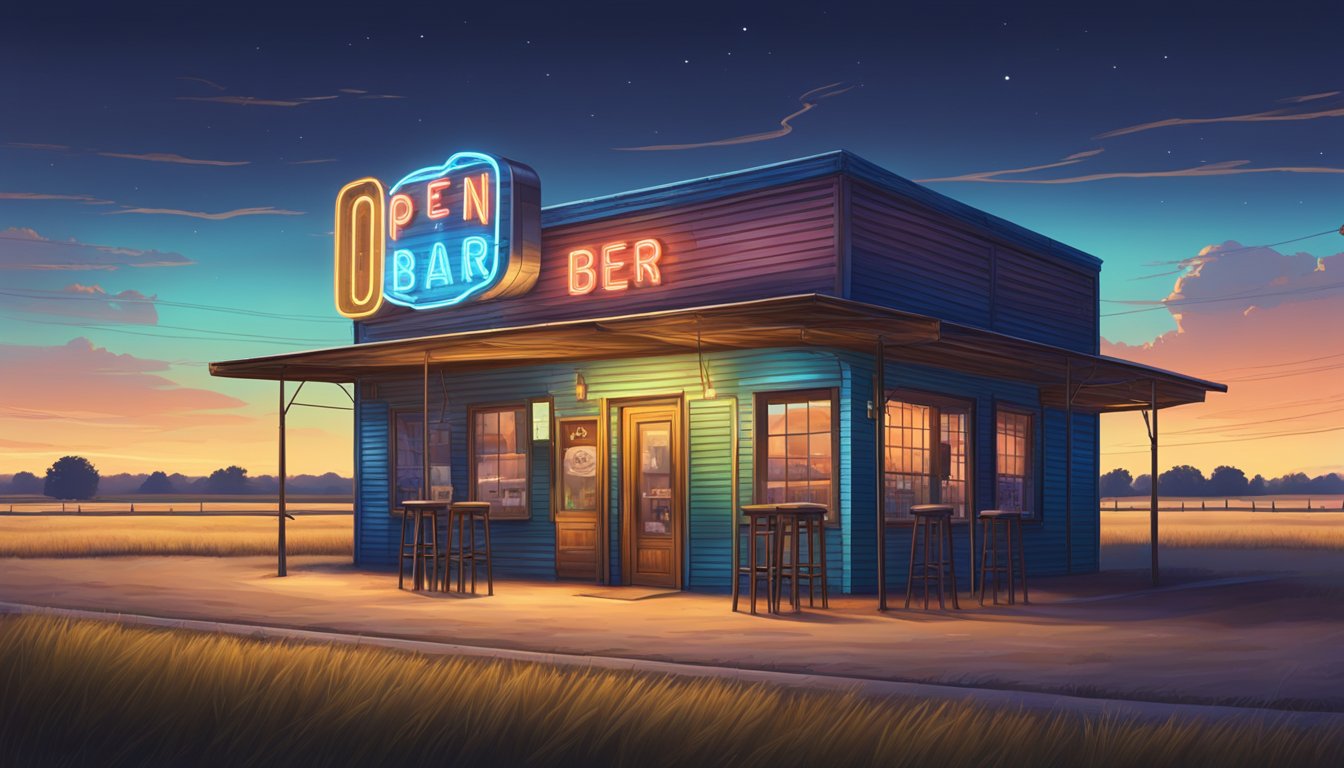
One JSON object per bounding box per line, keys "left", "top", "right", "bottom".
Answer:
{"left": 212, "top": 150, "right": 1224, "bottom": 597}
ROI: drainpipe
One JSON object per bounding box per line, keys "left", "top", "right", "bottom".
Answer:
{"left": 875, "top": 338, "right": 887, "bottom": 610}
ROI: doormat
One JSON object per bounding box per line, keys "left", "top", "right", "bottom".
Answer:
{"left": 576, "top": 587, "right": 679, "bottom": 601}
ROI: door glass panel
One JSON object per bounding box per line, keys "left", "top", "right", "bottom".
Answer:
{"left": 638, "top": 420, "right": 672, "bottom": 538}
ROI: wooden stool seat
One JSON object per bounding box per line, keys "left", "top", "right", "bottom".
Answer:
{"left": 905, "top": 504, "right": 960, "bottom": 610}
{"left": 978, "top": 509, "right": 1028, "bottom": 606}
{"left": 447, "top": 502, "right": 493, "bottom": 595}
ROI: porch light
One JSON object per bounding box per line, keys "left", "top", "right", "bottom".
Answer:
{"left": 575, "top": 372, "right": 588, "bottom": 401}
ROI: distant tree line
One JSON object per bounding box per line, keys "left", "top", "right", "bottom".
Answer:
{"left": 0, "top": 457, "right": 353, "bottom": 499}
{"left": 1100, "top": 465, "right": 1344, "bottom": 498}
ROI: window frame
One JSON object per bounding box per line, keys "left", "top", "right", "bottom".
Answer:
{"left": 993, "top": 403, "right": 1039, "bottom": 520}
{"left": 752, "top": 387, "right": 841, "bottom": 526}
{"left": 388, "top": 408, "right": 453, "bottom": 509}
{"left": 882, "top": 387, "right": 976, "bottom": 525}
{"left": 468, "top": 402, "right": 532, "bottom": 521}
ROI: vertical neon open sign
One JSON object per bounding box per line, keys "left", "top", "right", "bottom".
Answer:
{"left": 333, "top": 151, "right": 541, "bottom": 318}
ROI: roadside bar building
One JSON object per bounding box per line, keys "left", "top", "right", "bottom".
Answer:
{"left": 211, "top": 150, "right": 1225, "bottom": 599}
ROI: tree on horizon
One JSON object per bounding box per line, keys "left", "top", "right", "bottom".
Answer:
{"left": 43, "top": 456, "right": 100, "bottom": 500}
{"left": 138, "top": 471, "right": 176, "bottom": 494}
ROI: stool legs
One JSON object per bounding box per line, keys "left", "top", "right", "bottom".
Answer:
{"left": 906, "top": 514, "right": 959, "bottom": 610}
{"left": 397, "top": 510, "right": 410, "bottom": 590}
{"left": 979, "top": 516, "right": 1027, "bottom": 606}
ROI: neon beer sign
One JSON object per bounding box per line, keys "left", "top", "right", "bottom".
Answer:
{"left": 334, "top": 151, "right": 541, "bottom": 318}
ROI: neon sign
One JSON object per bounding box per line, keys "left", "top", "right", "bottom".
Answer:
{"left": 567, "top": 238, "right": 663, "bottom": 295}
{"left": 333, "top": 151, "right": 541, "bottom": 318}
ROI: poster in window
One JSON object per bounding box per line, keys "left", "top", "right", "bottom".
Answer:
{"left": 557, "top": 418, "right": 599, "bottom": 513}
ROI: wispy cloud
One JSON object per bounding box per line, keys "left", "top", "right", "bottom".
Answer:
{"left": 1095, "top": 102, "right": 1344, "bottom": 139}
{"left": 919, "top": 156, "right": 1344, "bottom": 185}
{"left": 177, "top": 76, "right": 227, "bottom": 91}
{"left": 0, "top": 191, "right": 114, "bottom": 205}
{"left": 178, "top": 95, "right": 308, "bottom": 107}
{"left": 339, "top": 88, "right": 367, "bottom": 94}
{"left": 1281, "top": 90, "right": 1340, "bottom": 103}
{"left": 918, "top": 149, "right": 1104, "bottom": 183}
{"left": 6, "top": 283, "right": 160, "bottom": 325}
{"left": 96, "top": 151, "right": 249, "bottom": 167}
{"left": 615, "top": 81, "right": 858, "bottom": 151}
{"left": 178, "top": 91, "right": 403, "bottom": 108}
{"left": 5, "top": 142, "right": 71, "bottom": 151}
{"left": 105, "top": 206, "right": 304, "bottom": 220}
{"left": 0, "top": 227, "right": 192, "bottom": 270}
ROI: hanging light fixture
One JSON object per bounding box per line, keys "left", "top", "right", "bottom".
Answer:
{"left": 575, "top": 372, "right": 588, "bottom": 402}
{"left": 696, "top": 316, "right": 716, "bottom": 400}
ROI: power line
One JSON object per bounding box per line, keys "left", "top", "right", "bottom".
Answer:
{"left": 1103, "top": 424, "right": 1344, "bottom": 454}
{"left": 1125, "top": 226, "right": 1341, "bottom": 279}
{"left": 1101, "top": 280, "right": 1344, "bottom": 317}
{"left": 0, "top": 313, "right": 345, "bottom": 347}
{"left": 0, "top": 288, "right": 347, "bottom": 324}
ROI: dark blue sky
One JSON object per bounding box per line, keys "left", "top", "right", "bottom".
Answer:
{"left": 2, "top": 1, "right": 1342, "bottom": 473}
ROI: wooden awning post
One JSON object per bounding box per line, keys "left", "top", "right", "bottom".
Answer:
{"left": 277, "top": 371, "right": 288, "bottom": 578}
{"left": 1149, "top": 380, "right": 1159, "bottom": 586}
{"left": 876, "top": 337, "right": 887, "bottom": 610}
{"left": 422, "top": 352, "right": 430, "bottom": 500}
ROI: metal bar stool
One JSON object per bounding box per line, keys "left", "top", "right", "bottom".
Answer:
{"left": 447, "top": 501, "right": 493, "bottom": 595}
{"left": 905, "top": 504, "right": 960, "bottom": 610}
{"left": 399, "top": 501, "right": 448, "bottom": 591}
{"left": 978, "top": 510, "right": 1029, "bottom": 605}
{"left": 776, "top": 503, "right": 829, "bottom": 611}
{"left": 735, "top": 505, "right": 780, "bottom": 614}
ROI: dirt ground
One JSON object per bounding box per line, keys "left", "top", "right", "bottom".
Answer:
{"left": 2, "top": 541, "right": 1342, "bottom": 710}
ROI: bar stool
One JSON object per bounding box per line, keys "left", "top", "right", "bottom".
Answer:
{"left": 447, "top": 501, "right": 493, "bottom": 595}
{"left": 978, "top": 510, "right": 1029, "bottom": 605}
{"left": 735, "top": 505, "right": 780, "bottom": 614}
{"left": 905, "top": 504, "right": 960, "bottom": 610}
{"left": 775, "top": 504, "right": 829, "bottom": 611}
{"left": 398, "top": 501, "right": 447, "bottom": 591}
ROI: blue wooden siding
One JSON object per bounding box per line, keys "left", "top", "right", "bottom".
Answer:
{"left": 355, "top": 398, "right": 391, "bottom": 565}
{"left": 353, "top": 345, "right": 1101, "bottom": 588}
{"left": 355, "top": 348, "right": 851, "bottom": 591}
{"left": 846, "top": 179, "right": 1099, "bottom": 354}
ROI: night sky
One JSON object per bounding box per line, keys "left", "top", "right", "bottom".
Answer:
{"left": 3, "top": 2, "right": 1341, "bottom": 476}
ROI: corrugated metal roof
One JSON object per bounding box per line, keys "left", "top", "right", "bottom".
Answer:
{"left": 541, "top": 150, "right": 1101, "bottom": 271}
{"left": 210, "top": 294, "right": 1222, "bottom": 412}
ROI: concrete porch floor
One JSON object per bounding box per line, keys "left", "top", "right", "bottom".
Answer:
{"left": 2, "top": 547, "right": 1342, "bottom": 711}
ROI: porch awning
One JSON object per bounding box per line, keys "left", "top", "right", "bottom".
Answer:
{"left": 209, "top": 294, "right": 1225, "bottom": 413}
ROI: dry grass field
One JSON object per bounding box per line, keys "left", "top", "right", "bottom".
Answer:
{"left": 0, "top": 515, "right": 352, "bottom": 558}
{"left": 1100, "top": 511, "right": 1344, "bottom": 550}
{"left": 1, "top": 615, "right": 1340, "bottom": 767}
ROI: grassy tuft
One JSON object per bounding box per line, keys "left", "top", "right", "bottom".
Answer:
{"left": 0, "top": 515, "right": 351, "bottom": 558}
{"left": 1101, "top": 511, "right": 1344, "bottom": 550}
{"left": 1, "top": 615, "right": 1341, "bottom": 767}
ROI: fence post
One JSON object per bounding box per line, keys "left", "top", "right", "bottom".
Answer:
{"left": 1272, "top": 500, "right": 1276, "bottom": 511}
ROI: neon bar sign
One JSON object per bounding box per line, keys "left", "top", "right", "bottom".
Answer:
{"left": 334, "top": 151, "right": 541, "bottom": 318}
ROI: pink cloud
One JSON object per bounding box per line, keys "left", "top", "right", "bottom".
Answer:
{"left": 96, "top": 151, "right": 249, "bottom": 166}
{"left": 104, "top": 206, "right": 304, "bottom": 220}
{"left": 1101, "top": 244, "right": 1344, "bottom": 476}
{"left": 0, "top": 227, "right": 192, "bottom": 270}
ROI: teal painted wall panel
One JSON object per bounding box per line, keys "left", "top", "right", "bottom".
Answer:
{"left": 353, "top": 345, "right": 1101, "bottom": 590}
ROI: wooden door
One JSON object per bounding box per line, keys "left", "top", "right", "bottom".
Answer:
{"left": 554, "top": 416, "right": 602, "bottom": 580}
{"left": 622, "top": 403, "right": 682, "bottom": 588}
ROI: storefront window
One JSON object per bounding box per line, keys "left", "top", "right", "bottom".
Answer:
{"left": 995, "top": 408, "right": 1034, "bottom": 516}
{"left": 884, "top": 393, "right": 971, "bottom": 522}
{"left": 393, "top": 411, "right": 451, "bottom": 506}
{"left": 756, "top": 390, "right": 835, "bottom": 521}
{"left": 471, "top": 405, "right": 530, "bottom": 520}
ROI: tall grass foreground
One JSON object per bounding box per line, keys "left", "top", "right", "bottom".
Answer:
{"left": 1, "top": 616, "right": 1340, "bottom": 767}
